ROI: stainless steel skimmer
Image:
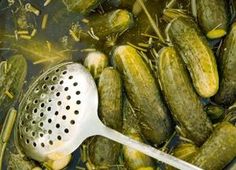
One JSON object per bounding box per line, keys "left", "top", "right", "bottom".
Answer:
{"left": 14, "top": 62, "right": 201, "bottom": 170}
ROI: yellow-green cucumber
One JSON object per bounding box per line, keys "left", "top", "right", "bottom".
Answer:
{"left": 157, "top": 47, "right": 213, "bottom": 146}
{"left": 195, "top": 0, "right": 228, "bottom": 39}
{"left": 0, "top": 55, "right": 27, "bottom": 113}
{"left": 165, "top": 13, "right": 219, "bottom": 98}
{"left": 123, "top": 98, "right": 154, "bottom": 170}
{"left": 113, "top": 45, "right": 173, "bottom": 145}
{"left": 190, "top": 122, "right": 236, "bottom": 170}
{"left": 62, "top": 0, "right": 104, "bottom": 14}
{"left": 214, "top": 22, "right": 236, "bottom": 106}
{"left": 88, "top": 67, "right": 123, "bottom": 168}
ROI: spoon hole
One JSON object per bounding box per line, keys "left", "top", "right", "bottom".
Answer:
{"left": 74, "top": 110, "right": 79, "bottom": 115}
{"left": 70, "top": 120, "right": 75, "bottom": 125}
{"left": 49, "top": 140, "right": 53, "bottom": 145}
{"left": 64, "top": 128, "right": 69, "bottom": 133}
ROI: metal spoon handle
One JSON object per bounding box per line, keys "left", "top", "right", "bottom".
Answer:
{"left": 97, "top": 124, "right": 202, "bottom": 170}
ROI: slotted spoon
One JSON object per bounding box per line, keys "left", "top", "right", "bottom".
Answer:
{"left": 14, "top": 62, "right": 201, "bottom": 170}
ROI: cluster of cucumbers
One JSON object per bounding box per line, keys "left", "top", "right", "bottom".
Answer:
{"left": 1, "top": 0, "right": 236, "bottom": 170}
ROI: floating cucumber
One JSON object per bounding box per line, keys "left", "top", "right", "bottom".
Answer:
{"left": 157, "top": 47, "right": 213, "bottom": 146}
{"left": 113, "top": 45, "right": 173, "bottom": 145}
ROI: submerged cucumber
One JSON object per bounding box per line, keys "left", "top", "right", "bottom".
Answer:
{"left": 62, "top": 0, "right": 104, "bottom": 14}
{"left": 195, "top": 0, "right": 228, "bottom": 39}
{"left": 0, "top": 55, "right": 27, "bottom": 113}
{"left": 123, "top": 98, "right": 154, "bottom": 170}
{"left": 123, "top": 128, "right": 154, "bottom": 170}
{"left": 157, "top": 47, "right": 213, "bottom": 146}
{"left": 214, "top": 22, "right": 236, "bottom": 106}
{"left": 190, "top": 122, "right": 236, "bottom": 170}
{"left": 88, "top": 67, "right": 123, "bottom": 168}
{"left": 205, "top": 104, "right": 225, "bottom": 122}
{"left": 85, "top": 9, "right": 134, "bottom": 40}
{"left": 165, "top": 14, "right": 219, "bottom": 98}
{"left": 113, "top": 45, "right": 173, "bottom": 145}
{"left": 166, "top": 142, "right": 199, "bottom": 170}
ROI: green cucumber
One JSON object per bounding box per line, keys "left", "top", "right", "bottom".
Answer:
{"left": 0, "top": 55, "right": 27, "bottom": 113}
{"left": 166, "top": 143, "right": 199, "bottom": 170}
{"left": 62, "top": 0, "right": 104, "bottom": 14}
{"left": 85, "top": 9, "right": 134, "bottom": 40}
{"left": 190, "top": 122, "right": 236, "bottom": 170}
{"left": 123, "top": 98, "right": 154, "bottom": 170}
{"left": 88, "top": 67, "right": 123, "bottom": 168}
{"left": 195, "top": 0, "right": 228, "bottom": 39}
{"left": 214, "top": 22, "right": 236, "bottom": 106}
{"left": 205, "top": 104, "right": 225, "bottom": 122}
{"left": 165, "top": 13, "right": 219, "bottom": 98}
{"left": 123, "top": 128, "right": 155, "bottom": 170}
{"left": 113, "top": 45, "right": 173, "bottom": 145}
{"left": 157, "top": 47, "right": 213, "bottom": 146}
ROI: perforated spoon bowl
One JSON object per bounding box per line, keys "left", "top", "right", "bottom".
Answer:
{"left": 15, "top": 62, "right": 201, "bottom": 170}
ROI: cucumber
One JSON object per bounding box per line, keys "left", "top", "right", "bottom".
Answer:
{"left": 123, "top": 98, "right": 154, "bottom": 170}
{"left": 85, "top": 9, "right": 134, "bottom": 40}
{"left": 157, "top": 47, "right": 213, "bottom": 146}
{"left": 113, "top": 45, "right": 173, "bottom": 145}
{"left": 0, "top": 55, "right": 27, "bottom": 114}
{"left": 190, "top": 122, "right": 236, "bottom": 170}
{"left": 172, "top": 143, "right": 198, "bottom": 162}
{"left": 88, "top": 67, "right": 123, "bottom": 168}
{"left": 205, "top": 104, "right": 225, "bottom": 122}
{"left": 83, "top": 51, "right": 108, "bottom": 80}
{"left": 62, "top": 0, "right": 104, "bottom": 14}
{"left": 166, "top": 142, "right": 198, "bottom": 170}
{"left": 123, "top": 128, "right": 154, "bottom": 170}
{"left": 102, "top": 0, "right": 136, "bottom": 11}
{"left": 214, "top": 22, "right": 236, "bottom": 106}
{"left": 165, "top": 14, "right": 219, "bottom": 98}
{"left": 195, "top": 0, "right": 228, "bottom": 39}
{"left": 119, "top": 0, "right": 166, "bottom": 47}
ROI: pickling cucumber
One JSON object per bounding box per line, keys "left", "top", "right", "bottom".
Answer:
{"left": 165, "top": 14, "right": 219, "bottom": 98}
{"left": 0, "top": 55, "right": 27, "bottom": 113}
{"left": 190, "top": 122, "right": 236, "bottom": 170}
{"left": 113, "top": 45, "right": 173, "bottom": 145}
{"left": 88, "top": 67, "right": 123, "bottom": 168}
{"left": 85, "top": 9, "right": 134, "bottom": 40}
{"left": 157, "top": 47, "right": 213, "bottom": 146}
{"left": 214, "top": 22, "right": 236, "bottom": 106}
{"left": 62, "top": 0, "right": 104, "bottom": 14}
{"left": 123, "top": 98, "right": 154, "bottom": 170}
{"left": 195, "top": 0, "right": 228, "bottom": 39}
